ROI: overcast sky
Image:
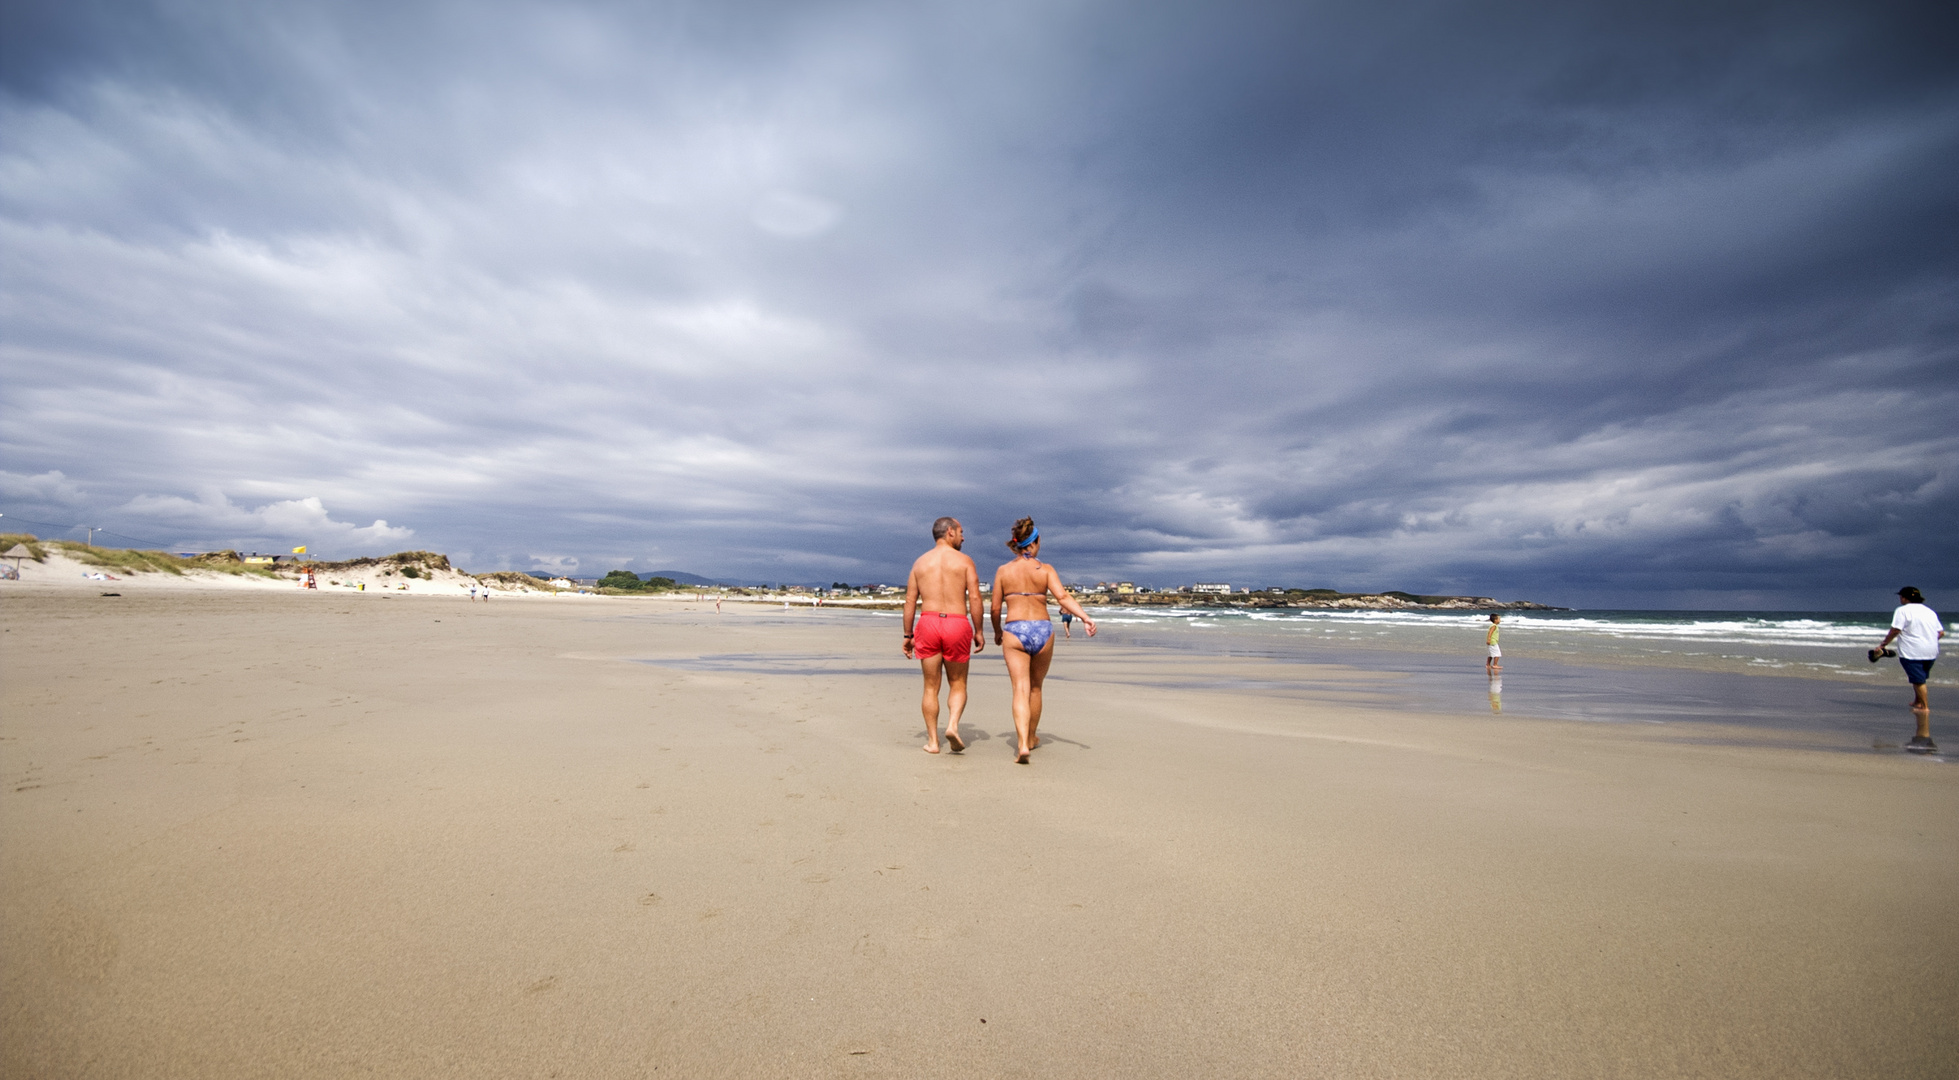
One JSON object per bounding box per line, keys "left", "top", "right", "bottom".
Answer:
{"left": 3, "top": 0, "right": 1954, "bottom": 607}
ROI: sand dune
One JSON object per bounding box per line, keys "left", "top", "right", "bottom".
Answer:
{"left": 2, "top": 547, "right": 557, "bottom": 597}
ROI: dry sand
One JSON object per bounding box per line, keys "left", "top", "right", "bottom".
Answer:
{"left": 3, "top": 584, "right": 1954, "bottom": 1078}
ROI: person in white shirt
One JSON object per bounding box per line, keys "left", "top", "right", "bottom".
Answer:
{"left": 1877, "top": 586, "right": 1944, "bottom": 750}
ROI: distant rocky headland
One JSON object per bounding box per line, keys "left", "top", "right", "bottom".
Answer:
{"left": 1075, "top": 587, "right": 1562, "bottom": 611}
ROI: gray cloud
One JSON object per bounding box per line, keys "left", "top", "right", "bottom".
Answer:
{"left": 2, "top": 0, "right": 1954, "bottom": 607}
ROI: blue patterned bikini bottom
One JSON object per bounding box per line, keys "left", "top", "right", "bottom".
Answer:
{"left": 1003, "top": 619, "right": 1053, "bottom": 653}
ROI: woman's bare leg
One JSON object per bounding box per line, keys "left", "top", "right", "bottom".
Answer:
{"left": 1004, "top": 639, "right": 1034, "bottom": 762}
{"left": 1027, "top": 642, "right": 1054, "bottom": 748}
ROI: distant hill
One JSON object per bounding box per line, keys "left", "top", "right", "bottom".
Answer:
{"left": 642, "top": 570, "right": 723, "bottom": 586}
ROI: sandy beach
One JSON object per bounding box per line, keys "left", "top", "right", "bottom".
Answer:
{"left": 3, "top": 584, "right": 1954, "bottom": 1078}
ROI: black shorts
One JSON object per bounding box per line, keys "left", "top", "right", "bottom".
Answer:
{"left": 1900, "top": 657, "right": 1935, "bottom": 685}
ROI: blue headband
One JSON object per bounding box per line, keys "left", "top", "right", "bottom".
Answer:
{"left": 1017, "top": 526, "right": 1040, "bottom": 551}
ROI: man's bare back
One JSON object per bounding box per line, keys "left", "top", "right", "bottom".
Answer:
{"left": 903, "top": 518, "right": 983, "bottom": 754}
{"left": 910, "top": 547, "right": 980, "bottom": 618}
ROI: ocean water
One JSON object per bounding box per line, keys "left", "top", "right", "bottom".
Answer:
{"left": 1072, "top": 606, "right": 1952, "bottom": 749}
{"left": 1081, "top": 607, "right": 1954, "bottom": 685}
{"left": 636, "top": 604, "right": 1950, "bottom": 753}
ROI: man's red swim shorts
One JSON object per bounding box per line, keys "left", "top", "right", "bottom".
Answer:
{"left": 912, "top": 611, "right": 974, "bottom": 662}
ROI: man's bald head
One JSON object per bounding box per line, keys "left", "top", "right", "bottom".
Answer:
{"left": 932, "top": 517, "right": 960, "bottom": 540}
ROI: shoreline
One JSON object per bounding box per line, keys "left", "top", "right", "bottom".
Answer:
{"left": 621, "top": 604, "right": 1946, "bottom": 755}
{"left": 15, "top": 560, "right": 1941, "bottom": 692}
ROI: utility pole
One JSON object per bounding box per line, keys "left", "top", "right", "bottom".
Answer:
{"left": 86, "top": 526, "right": 95, "bottom": 546}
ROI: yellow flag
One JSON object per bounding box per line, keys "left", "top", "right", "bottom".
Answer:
{"left": 292, "top": 546, "right": 307, "bottom": 554}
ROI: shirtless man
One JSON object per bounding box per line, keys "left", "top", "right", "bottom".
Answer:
{"left": 903, "top": 517, "right": 984, "bottom": 753}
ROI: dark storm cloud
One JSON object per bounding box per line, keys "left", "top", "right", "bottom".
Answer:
{"left": 2, "top": 0, "right": 1954, "bottom": 606}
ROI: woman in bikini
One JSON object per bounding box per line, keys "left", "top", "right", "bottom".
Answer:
{"left": 991, "top": 517, "right": 1097, "bottom": 763}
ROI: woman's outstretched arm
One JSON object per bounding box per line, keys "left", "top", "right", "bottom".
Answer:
{"left": 1045, "top": 566, "right": 1096, "bottom": 636}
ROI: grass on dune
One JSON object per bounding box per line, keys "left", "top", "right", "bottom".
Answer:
{"left": 48, "top": 541, "right": 283, "bottom": 578}
{"left": 476, "top": 571, "right": 550, "bottom": 590}
{"left": 1, "top": 533, "right": 48, "bottom": 561}
{"left": 57, "top": 541, "right": 190, "bottom": 575}
{"left": 8, "top": 539, "right": 544, "bottom": 588}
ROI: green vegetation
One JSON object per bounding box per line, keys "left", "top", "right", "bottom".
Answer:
{"left": 0, "top": 541, "right": 588, "bottom": 593}
{"left": 312, "top": 551, "right": 452, "bottom": 573}
{"left": 183, "top": 551, "right": 284, "bottom": 577}
{"left": 58, "top": 542, "right": 188, "bottom": 575}
{"left": 477, "top": 571, "right": 549, "bottom": 590}
{"left": 596, "top": 571, "right": 681, "bottom": 595}
{"left": 1382, "top": 590, "right": 1468, "bottom": 605}
{"left": 14, "top": 541, "right": 281, "bottom": 578}
{"left": 0, "top": 533, "right": 47, "bottom": 561}
{"left": 597, "top": 570, "right": 681, "bottom": 594}
{"left": 390, "top": 551, "right": 452, "bottom": 571}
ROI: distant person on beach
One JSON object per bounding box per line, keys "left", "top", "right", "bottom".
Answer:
{"left": 903, "top": 517, "right": 984, "bottom": 754}
{"left": 991, "top": 518, "right": 1096, "bottom": 764}
{"left": 1061, "top": 611, "right": 1074, "bottom": 637}
{"left": 1877, "top": 587, "right": 1943, "bottom": 749}
{"left": 1486, "top": 614, "right": 1502, "bottom": 673}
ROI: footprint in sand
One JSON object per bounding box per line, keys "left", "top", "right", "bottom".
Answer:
{"left": 851, "top": 935, "right": 887, "bottom": 959}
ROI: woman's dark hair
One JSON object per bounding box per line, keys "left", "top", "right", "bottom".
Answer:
{"left": 1899, "top": 586, "right": 1924, "bottom": 604}
{"left": 1008, "top": 517, "right": 1037, "bottom": 552}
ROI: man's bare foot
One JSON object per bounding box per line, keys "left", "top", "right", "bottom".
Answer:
{"left": 1015, "top": 750, "right": 1030, "bottom": 764}
{"left": 945, "top": 731, "right": 965, "bottom": 753}
{"left": 1028, "top": 736, "right": 1040, "bottom": 748}
{"left": 922, "top": 741, "right": 942, "bottom": 754}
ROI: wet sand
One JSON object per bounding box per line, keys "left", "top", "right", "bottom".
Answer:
{"left": 3, "top": 586, "right": 1955, "bottom": 1077}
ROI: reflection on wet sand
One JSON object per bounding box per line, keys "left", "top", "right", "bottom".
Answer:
{"left": 1906, "top": 706, "right": 1938, "bottom": 755}
{"left": 633, "top": 617, "right": 1938, "bottom": 756}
